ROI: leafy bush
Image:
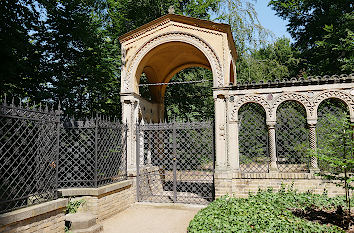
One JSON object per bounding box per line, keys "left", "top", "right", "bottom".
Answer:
{"left": 188, "top": 186, "right": 346, "bottom": 232}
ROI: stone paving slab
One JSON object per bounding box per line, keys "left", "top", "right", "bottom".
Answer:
{"left": 102, "top": 203, "right": 205, "bottom": 233}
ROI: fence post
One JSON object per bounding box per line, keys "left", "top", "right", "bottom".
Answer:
{"left": 135, "top": 123, "right": 140, "bottom": 202}
{"left": 125, "top": 123, "right": 128, "bottom": 179}
{"left": 172, "top": 121, "right": 177, "bottom": 203}
{"left": 94, "top": 114, "right": 98, "bottom": 188}
{"left": 55, "top": 103, "right": 61, "bottom": 195}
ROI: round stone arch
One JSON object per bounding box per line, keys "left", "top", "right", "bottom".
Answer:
{"left": 231, "top": 95, "right": 271, "bottom": 122}
{"left": 313, "top": 90, "right": 354, "bottom": 121}
{"left": 270, "top": 93, "right": 314, "bottom": 122}
{"left": 123, "top": 31, "right": 223, "bottom": 100}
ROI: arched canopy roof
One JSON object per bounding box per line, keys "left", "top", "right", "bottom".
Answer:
{"left": 119, "top": 13, "right": 238, "bottom": 102}
{"left": 137, "top": 41, "right": 210, "bottom": 102}
{"left": 119, "top": 14, "right": 238, "bottom": 61}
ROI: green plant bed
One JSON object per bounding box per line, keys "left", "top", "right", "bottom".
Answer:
{"left": 188, "top": 186, "right": 351, "bottom": 232}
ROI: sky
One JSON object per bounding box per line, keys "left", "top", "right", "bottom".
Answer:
{"left": 254, "top": 1, "right": 293, "bottom": 41}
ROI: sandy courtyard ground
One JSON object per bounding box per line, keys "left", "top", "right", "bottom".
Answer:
{"left": 102, "top": 202, "right": 204, "bottom": 233}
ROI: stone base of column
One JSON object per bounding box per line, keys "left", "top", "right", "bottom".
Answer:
{"left": 127, "top": 169, "right": 138, "bottom": 177}
{"left": 269, "top": 162, "right": 278, "bottom": 173}
{"left": 309, "top": 168, "right": 320, "bottom": 175}
{"left": 214, "top": 169, "right": 233, "bottom": 199}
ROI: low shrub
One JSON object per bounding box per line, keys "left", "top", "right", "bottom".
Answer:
{"left": 188, "top": 186, "right": 347, "bottom": 232}
{"left": 66, "top": 199, "right": 86, "bottom": 214}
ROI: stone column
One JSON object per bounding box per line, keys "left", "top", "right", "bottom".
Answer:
{"left": 121, "top": 95, "right": 139, "bottom": 175}
{"left": 267, "top": 121, "right": 278, "bottom": 172}
{"left": 227, "top": 96, "right": 240, "bottom": 172}
{"left": 214, "top": 94, "right": 227, "bottom": 170}
{"left": 308, "top": 122, "right": 319, "bottom": 170}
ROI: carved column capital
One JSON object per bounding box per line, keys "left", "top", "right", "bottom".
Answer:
{"left": 266, "top": 121, "right": 276, "bottom": 128}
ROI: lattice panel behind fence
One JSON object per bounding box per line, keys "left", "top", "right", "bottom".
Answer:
{"left": 137, "top": 122, "right": 214, "bottom": 205}
{"left": 238, "top": 103, "right": 269, "bottom": 172}
{"left": 276, "top": 101, "right": 309, "bottom": 172}
{"left": 317, "top": 98, "right": 351, "bottom": 172}
{"left": 0, "top": 104, "right": 58, "bottom": 214}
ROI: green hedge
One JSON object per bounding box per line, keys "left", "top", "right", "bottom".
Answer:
{"left": 188, "top": 187, "right": 346, "bottom": 233}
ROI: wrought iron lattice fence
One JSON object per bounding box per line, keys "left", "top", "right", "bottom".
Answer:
{"left": 0, "top": 99, "right": 127, "bottom": 213}
{"left": 317, "top": 98, "right": 351, "bottom": 172}
{"left": 276, "top": 101, "right": 309, "bottom": 172}
{"left": 59, "top": 118, "right": 127, "bottom": 188}
{"left": 0, "top": 101, "right": 59, "bottom": 214}
{"left": 238, "top": 103, "right": 269, "bottom": 172}
{"left": 136, "top": 121, "right": 214, "bottom": 205}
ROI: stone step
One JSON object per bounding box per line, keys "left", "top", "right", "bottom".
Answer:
{"left": 71, "top": 224, "right": 103, "bottom": 233}
{"left": 65, "top": 213, "right": 103, "bottom": 233}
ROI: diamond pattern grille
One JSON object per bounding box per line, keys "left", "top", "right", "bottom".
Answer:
{"left": 238, "top": 103, "right": 269, "bottom": 172}
{"left": 137, "top": 122, "right": 214, "bottom": 205}
{"left": 59, "top": 119, "right": 127, "bottom": 188}
{"left": 59, "top": 123, "right": 96, "bottom": 188}
{"left": 97, "top": 125, "right": 127, "bottom": 186}
{"left": 276, "top": 101, "right": 309, "bottom": 172}
{"left": 317, "top": 98, "right": 351, "bottom": 172}
{"left": 0, "top": 106, "right": 58, "bottom": 214}
{"left": 1, "top": 101, "right": 127, "bottom": 213}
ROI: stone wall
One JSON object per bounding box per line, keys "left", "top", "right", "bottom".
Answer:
{"left": 59, "top": 179, "right": 136, "bottom": 223}
{"left": 215, "top": 172, "right": 347, "bottom": 199}
{"left": 0, "top": 199, "right": 67, "bottom": 233}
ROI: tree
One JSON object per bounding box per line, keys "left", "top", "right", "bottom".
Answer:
{"left": 0, "top": 0, "right": 44, "bottom": 99}
{"left": 216, "top": 0, "right": 272, "bottom": 55}
{"left": 164, "top": 68, "right": 214, "bottom": 121}
{"left": 237, "top": 37, "right": 301, "bottom": 82}
{"left": 309, "top": 113, "right": 353, "bottom": 211}
{"left": 269, "top": 0, "right": 354, "bottom": 75}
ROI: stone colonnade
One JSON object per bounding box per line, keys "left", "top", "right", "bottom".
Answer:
{"left": 214, "top": 75, "right": 354, "bottom": 175}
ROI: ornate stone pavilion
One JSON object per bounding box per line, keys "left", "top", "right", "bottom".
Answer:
{"left": 119, "top": 13, "right": 354, "bottom": 198}
{"left": 119, "top": 13, "right": 238, "bottom": 173}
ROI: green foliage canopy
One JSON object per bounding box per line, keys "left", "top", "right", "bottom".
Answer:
{"left": 269, "top": 0, "right": 354, "bottom": 75}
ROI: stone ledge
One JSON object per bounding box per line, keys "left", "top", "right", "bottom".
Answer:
{"left": 232, "top": 172, "right": 321, "bottom": 179}
{"left": 0, "top": 198, "right": 67, "bottom": 226}
{"left": 59, "top": 180, "right": 132, "bottom": 197}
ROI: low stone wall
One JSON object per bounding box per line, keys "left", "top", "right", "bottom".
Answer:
{"left": 59, "top": 179, "right": 136, "bottom": 222}
{"left": 0, "top": 199, "right": 67, "bottom": 233}
{"left": 215, "top": 172, "right": 347, "bottom": 198}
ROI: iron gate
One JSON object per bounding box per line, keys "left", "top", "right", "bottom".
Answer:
{"left": 136, "top": 121, "right": 214, "bottom": 205}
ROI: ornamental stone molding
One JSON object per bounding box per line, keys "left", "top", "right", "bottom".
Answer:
{"left": 313, "top": 90, "right": 354, "bottom": 120}
{"left": 226, "top": 75, "right": 353, "bottom": 124}
{"left": 124, "top": 31, "right": 223, "bottom": 93}
{"left": 119, "top": 14, "right": 238, "bottom": 99}
{"left": 270, "top": 92, "right": 314, "bottom": 121}
{"left": 231, "top": 95, "right": 271, "bottom": 122}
